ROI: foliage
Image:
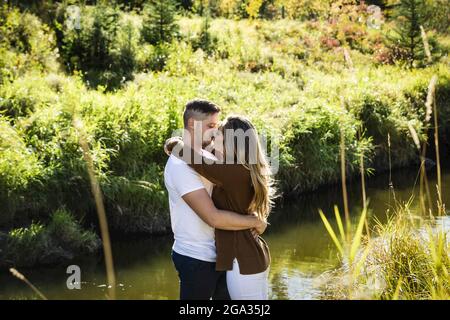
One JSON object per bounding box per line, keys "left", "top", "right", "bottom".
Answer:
{"left": 246, "top": 0, "right": 264, "bottom": 19}
{"left": 275, "top": 0, "right": 333, "bottom": 20}
{"left": 190, "top": 16, "right": 219, "bottom": 55}
{"left": 387, "top": 0, "right": 427, "bottom": 68}
{"left": 55, "top": 3, "right": 137, "bottom": 89}
{"left": 0, "top": 5, "right": 59, "bottom": 83}
{"left": 319, "top": 207, "right": 450, "bottom": 299}
{"left": 141, "top": 0, "right": 180, "bottom": 45}
{"left": 0, "top": 208, "right": 100, "bottom": 267}
{"left": 421, "top": 0, "right": 450, "bottom": 33}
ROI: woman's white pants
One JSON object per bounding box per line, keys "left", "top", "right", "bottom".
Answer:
{"left": 226, "top": 258, "right": 269, "bottom": 300}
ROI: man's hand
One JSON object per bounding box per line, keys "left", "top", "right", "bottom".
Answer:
{"left": 164, "top": 136, "right": 183, "bottom": 156}
{"left": 254, "top": 219, "right": 267, "bottom": 235}
{"left": 250, "top": 212, "right": 267, "bottom": 240}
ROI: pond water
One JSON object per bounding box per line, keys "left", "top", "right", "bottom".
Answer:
{"left": 1, "top": 164, "right": 449, "bottom": 300}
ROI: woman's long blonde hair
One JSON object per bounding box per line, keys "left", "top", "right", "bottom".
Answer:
{"left": 219, "top": 115, "right": 276, "bottom": 221}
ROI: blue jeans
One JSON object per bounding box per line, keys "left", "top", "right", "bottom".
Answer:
{"left": 171, "top": 250, "right": 230, "bottom": 300}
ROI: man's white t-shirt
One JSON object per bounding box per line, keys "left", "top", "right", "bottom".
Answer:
{"left": 164, "top": 150, "right": 217, "bottom": 262}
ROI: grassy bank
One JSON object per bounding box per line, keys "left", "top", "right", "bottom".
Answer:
{"left": 1, "top": 3, "right": 450, "bottom": 267}
{"left": 0, "top": 208, "right": 100, "bottom": 268}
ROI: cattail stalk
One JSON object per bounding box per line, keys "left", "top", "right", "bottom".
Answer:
{"left": 339, "top": 99, "right": 350, "bottom": 241}
{"left": 429, "top": 75, "right": 443, "bottom": 215}
{"left": 358, "top": 128, "right": 370, "bottom": 239}
{"left": 387, "top": 133, "right": 397, "bottom": 207}
{"left": 420, "top": 26, "right": 432, "bottom": 64}
{"left": 407, "top": 122, "right": 428, "bottom": 215}
{"left": 74, "top": 117, "right": 116, "bottom": 300}
{"left": 10, "top": 268, "right": 48, "bottom": 300}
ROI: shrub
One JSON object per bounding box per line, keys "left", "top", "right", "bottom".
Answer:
{"left": 0, "top": 117, "right": 43, "bottom": 225}
{"left": 102, "top": 170, "right": 170, "bottom": 234}
{"left": 421, "top": 0, "right": 450, "bottom": 34}
{"left": 0, "top": 5, "right": 59, "bottom": 82}
{"left": 46, "top": 208, "right": 100, "bottom": 252}
{"left": 278, "top": 103, "right": 368, "bottom": 197}
{"left": 1, "top": 208, "right": 100, "bottom": 267}
{"left": 278, "top": 0, "right": 332, "bottom": 20}
{"left": 145, "top": 43, "right": 172, "bottom": 72}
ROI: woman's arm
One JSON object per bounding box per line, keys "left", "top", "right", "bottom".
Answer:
{"left": 165, "top": 137, "right": 241, "bottom": 192}
{"left": 184, "top": 146, "right": 240, "bottom": 188}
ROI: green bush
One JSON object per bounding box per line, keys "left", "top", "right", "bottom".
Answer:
{"left": 0, "top": 5, "right": 59, "bottom": 83}
{"left": 422, "top": 0, "right": 450, "bottom": 33}
{"left": 46, "top": 208, "right": 100, "bottom": 252}
{"left": 278, "top": 103, "right": 370, "bottom": 196}
{"left": 0, "top": 117, "right": 44, "bottom": 225}
{"left": 1, "top": 208, "right": 100, "bottom": 267}
{"left": 102, "top": 170, "right": 169, "bottom": 234}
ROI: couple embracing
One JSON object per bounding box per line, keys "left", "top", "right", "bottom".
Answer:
{"left": 163, "top": 99, "right": 275, "bottom": 300}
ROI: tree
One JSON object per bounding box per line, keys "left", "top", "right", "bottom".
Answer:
{"left": 55, "top": 4, "right": 138, "bottom": 90}
{"left": 192, "top": 14, "right": 218, "bottom": 55}
{"left": 88, "top": 5, "right": 120, "bottom": 71}
{"left": 141, "top": 0, "right": 179, "bottom": 45}
{"left": 388, "top": 0, "right": 426, "bottom": 67}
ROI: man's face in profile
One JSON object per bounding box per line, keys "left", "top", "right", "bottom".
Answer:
{"left": 197, "top": 112, "right": 220, "bottom": 148}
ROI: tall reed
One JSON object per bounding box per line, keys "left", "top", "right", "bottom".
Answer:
{"left": 9, "top": 268, "right": 48, "bottom": 300}
{"left": 73, "top": 116, "right": 117, "bottom": 300}
{"left": 420, "top": 26, "right": 432, "bottom": 64}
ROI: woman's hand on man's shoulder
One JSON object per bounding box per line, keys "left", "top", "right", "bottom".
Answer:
{"left": 164, "top": 136, "right": 184, "bottom": 156}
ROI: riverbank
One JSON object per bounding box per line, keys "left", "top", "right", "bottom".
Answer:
{"left": 1, "top": 5, "right": 450, "bottom": 268}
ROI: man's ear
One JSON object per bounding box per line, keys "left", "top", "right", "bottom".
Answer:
{"left": 187, "top": 117, "right": 194, "bottom": 130}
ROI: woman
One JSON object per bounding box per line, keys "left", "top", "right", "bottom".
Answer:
{"left": 165, "top": 115, "right": 275, "bottom": 300}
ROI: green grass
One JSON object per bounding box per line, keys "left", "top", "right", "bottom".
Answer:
{"left": 318, "top": 206, "right": 450, "bottom": 299}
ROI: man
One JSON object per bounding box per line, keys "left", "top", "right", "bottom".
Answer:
{"left": 164, "top": 99, "right": 266, "bottom": 300}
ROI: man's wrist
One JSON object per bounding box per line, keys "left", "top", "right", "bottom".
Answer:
{"left": 251, "top": 216, "right": 261, "bottom": 228}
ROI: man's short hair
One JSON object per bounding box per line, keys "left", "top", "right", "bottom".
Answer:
{"left": 183, "top": 99, "right": 221, "bottom": 127}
